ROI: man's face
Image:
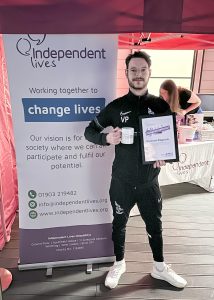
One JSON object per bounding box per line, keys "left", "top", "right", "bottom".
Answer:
{"left": 125, "top": 57, "right": 151, "bottom": 91}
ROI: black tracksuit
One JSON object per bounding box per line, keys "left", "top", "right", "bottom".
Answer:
{"left": 84, "top": 90, "right": 170, "bottom": 262}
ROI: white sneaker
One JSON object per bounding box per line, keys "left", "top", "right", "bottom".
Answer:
{"left": 105, "top": 259, "right": 126, "bottom": 289}
{"left": 151, "top": 263, "right": 187, "bottom": 288}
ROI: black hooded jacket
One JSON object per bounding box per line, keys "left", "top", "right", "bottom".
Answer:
{"left": 84, "top": 90, "right": 170, "bottom": 187}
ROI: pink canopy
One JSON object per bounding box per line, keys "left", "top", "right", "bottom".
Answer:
{"left": 0, "top": 0, "right": 214, "bottom": 35}
{"left": 118, "top": 32, "right": 214, "bottom": 50}
{"left": 0, "top": 0, "right": 214, "bottom": 49}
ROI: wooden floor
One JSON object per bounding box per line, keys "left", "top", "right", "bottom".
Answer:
{"left": 1, "top": 182, "right": 214, "bottom": 300}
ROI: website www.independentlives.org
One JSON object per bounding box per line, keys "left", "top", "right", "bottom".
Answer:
{"left": 39, "top": 207, "right": 109, "bottom": 217}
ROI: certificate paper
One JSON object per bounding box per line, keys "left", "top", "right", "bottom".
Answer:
{"left": 139, "top": 113, "right": 179, "bottom": 164}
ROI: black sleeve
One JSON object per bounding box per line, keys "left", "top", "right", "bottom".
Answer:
{"left": 149, "top": 96, "right": 171, "bottom": 114}
{"left": 84, "top": 119, "right": 109, "bottom": 146}
{"left": 84, "top": 103, "right": 113, "bottom": 146}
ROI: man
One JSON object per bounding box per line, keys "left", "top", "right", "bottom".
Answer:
{"left": 84, "top": 51, "right": 187, "bottom": 289}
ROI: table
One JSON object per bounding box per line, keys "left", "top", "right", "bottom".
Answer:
{"left": 130, "top": 141, "right": 214, "bottom": 216}
{"left": 159, "top": 140, "right": 214, "bottom": 192}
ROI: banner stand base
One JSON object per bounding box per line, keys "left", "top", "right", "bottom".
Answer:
{"left": 35, "top": 263, "right": 98, "bottom": 276}
{"left": 18, "top": 256, "right": 115, "bottom": 272}
{"left": 45, "top": 264, "right": 94, "bottom": 276}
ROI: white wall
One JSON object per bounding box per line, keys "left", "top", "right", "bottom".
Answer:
{"left": 116, "top": 49, "right": 130, "bottom": 98}
{"left": 116, "top": 49, "right": 195, "bottom": 98}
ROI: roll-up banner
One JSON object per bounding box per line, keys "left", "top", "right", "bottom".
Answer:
{"left": 3, "top": 34, "right": 117, "bottom": 269}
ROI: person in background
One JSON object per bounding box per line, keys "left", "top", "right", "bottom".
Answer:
{"left": 160, "top": 79, "right": 202, "bottom": 116}
{"left": 84, "top": 51, "right": 187, "bottom": 290}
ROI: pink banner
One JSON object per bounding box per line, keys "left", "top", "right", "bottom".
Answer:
{"left": 0, "top": 35, "right": 18, "bottom": 250}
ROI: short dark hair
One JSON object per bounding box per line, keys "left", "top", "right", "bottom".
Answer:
{"left": 125, "top": 51, "right": 152, "bottom": 69}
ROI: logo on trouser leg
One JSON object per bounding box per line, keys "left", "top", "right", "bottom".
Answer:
{"left": 147, "top": 232, "right": 152, "bottom": 239}
{"left": 115, "top": 201, "right": 124, "bottom": 214}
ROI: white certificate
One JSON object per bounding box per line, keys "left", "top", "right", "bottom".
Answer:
{"left": 139, "top": 113, "right": 179, "bottom": 164}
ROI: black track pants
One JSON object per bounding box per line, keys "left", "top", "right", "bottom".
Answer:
{"left": 109, "top": 177, "right": 164, "bottom": 262}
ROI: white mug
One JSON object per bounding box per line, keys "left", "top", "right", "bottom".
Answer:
{"left": 121, "top": 127, "right": 134, "bottom": 144}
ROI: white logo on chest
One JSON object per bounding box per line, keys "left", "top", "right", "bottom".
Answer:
{"left": 148, "top": 108, "right": 154, "bottom": 115}
{"left": 120, "top": 111, "right": 131, "bottom": 123}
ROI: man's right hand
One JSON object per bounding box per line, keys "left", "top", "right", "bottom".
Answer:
{"left": 106, "top": 127, "right": 121, "bottom": 145}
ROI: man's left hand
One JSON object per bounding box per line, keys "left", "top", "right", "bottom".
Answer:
{"left": 153, "top": 160, "right": 166, "bottom": 168}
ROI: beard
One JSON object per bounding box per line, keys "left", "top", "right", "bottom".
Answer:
{"left": 128, "top": 77, "right": 149, "bottom": 90}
